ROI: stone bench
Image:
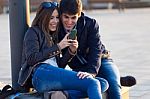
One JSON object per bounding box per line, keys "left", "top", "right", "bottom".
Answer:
{"left": 82, "top": 86, "right": 130, "bottom": 99}
{"left": 121, "top": 87, "right": 130, "bottom": 99}
{"left": 6, "top": 86, "right": 130, "bottom": 99}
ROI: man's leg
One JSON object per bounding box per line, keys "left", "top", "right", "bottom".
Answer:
{"left": 97, "top": 58, "right": 121, "bottom": 99}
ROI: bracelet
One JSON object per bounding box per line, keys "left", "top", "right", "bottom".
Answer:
{"left": 57, "top": 44, "right": 62, "bottom": 53}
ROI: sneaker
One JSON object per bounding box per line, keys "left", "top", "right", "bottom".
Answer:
{"left": 120, "top": 76, "right": 136, "bottom": 87}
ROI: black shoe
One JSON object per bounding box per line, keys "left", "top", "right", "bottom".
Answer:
{"left": 120, "top": 76, "right": 136, "bottom": 87}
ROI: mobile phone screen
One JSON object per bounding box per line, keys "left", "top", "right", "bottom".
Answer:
{"left": 69, "top": 29, "right": 77, "bottom": 40}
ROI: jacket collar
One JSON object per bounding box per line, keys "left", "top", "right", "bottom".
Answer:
{"left": 76, "top": 12, "right": 86, "bottom": 40}
{"left": 77, "top": 12, "right": 86, "bottom": 33}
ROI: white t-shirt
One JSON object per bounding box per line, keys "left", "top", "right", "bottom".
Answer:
{"left": 42, "top": 57, "right": 58, "bottom": 67}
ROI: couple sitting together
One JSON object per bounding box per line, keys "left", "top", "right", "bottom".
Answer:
{"left": 18, "top": 0, "right": 136, "bottom": 99}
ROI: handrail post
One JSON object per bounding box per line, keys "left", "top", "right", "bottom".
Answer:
{"left": 9, "top": 0, "right": 30, "bottom": 90}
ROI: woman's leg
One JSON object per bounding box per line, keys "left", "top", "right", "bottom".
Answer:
{"left": 97, "top": 58, "right": 121, "bottom": 99}
{"left": 32, "top": 63, "right": 102, "bottom": 99}
{"left": 65, "top": 77, "right": 109, "bottom": 99}
{"left": 95, "top": 77, "right": 109, "bottom": 92}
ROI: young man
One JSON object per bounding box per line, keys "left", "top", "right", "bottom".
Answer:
{"left": 58, "top": 0, "right": 136, "bottom": 99}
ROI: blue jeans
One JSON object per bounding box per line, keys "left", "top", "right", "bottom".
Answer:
{"left": 97, "top": 58, "right": 121, "bottom": 99}
{"left": 66, "top": 76, "right": 109, "bottom": 99}
{"left": 67, "top": 58, "right": 121, "bottom": 99}
{"left": 32, "top": 63, "right": 109, "bottom": 99}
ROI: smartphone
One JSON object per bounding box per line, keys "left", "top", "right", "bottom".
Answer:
{"left": 68, "top": 29, "right": 77, "bottom": 40}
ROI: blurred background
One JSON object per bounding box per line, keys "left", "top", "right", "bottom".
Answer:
{"left": 1, "top": 0, "right": 150, "bottom": 13}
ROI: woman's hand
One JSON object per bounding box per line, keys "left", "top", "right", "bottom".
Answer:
{"left": 58, "top": 33, "right": 72, "bottom": 50}
{"left": 77, "top": 71, "right": 93, "bottom": 79}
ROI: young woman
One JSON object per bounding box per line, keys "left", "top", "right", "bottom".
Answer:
{"left": 18, "top": 2, "right": 108, "bottom": 99}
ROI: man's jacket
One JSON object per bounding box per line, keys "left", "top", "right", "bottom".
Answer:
{"left": 59, "top": 12, "right": 104, "bottom": 75}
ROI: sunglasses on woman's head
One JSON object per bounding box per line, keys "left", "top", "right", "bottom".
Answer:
{"left": 41, "top": 2, "right": 58, "bottom": 9}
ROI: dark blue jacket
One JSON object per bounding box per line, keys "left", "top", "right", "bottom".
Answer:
{"left": 59, "top": 12, "right": 105, "bottom": 75}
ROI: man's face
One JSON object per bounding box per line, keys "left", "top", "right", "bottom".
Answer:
{"left": 61, "top": 13, "right": 79, "bottom": 32}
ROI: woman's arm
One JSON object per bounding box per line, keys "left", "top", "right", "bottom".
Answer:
{"left": 24, "top": 27, "right": 61, "bottom": 66}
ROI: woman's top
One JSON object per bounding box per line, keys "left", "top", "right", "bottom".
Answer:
{"left": 42, "top": 57, "right": 58, "bottom": 67}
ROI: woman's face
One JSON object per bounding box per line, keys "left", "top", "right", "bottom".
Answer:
{"left": 49, "top": 9, "right": 59, "bottom": 31}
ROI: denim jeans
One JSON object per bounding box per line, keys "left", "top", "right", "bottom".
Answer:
{"left": 67, "top": 58, "right": 121, "bottom": 99}
{"left": 97, "top": 58, "right": 121, "bottom": 99}
{"left": 32, "top": 63, "right": 109, "bottom": 99}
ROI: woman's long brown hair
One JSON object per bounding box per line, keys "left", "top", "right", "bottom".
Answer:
{"left": 32, "top": 4, "right": 59, "bottom": 46}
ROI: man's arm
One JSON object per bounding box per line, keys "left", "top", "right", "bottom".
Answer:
{"left": 86, "top": 19, "right": 102, "bottom": 75}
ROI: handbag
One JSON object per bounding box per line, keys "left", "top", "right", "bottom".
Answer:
{"left": 0, "top": 85, "right": 17, "bottom": 98}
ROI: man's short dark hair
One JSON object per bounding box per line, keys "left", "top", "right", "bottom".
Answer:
{"left": 59, "top": 0, "right": 82, "bottom": 16}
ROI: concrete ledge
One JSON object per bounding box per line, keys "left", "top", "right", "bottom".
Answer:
{"left": 103, "top": 86, "right": 130, "bottom": 99}
{"left": 81, "top": 87, "right": 130, "bottom": 99}
{"left": 1, "top": 81, "right": 130, "bottom": 99}
{"left": 6, "top": 87, "right": 130, "bottom": 99}
{"left": 121, "top": 87, "right": 130, "bottom": 99}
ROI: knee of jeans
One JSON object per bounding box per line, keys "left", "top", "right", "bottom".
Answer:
{"left": 95, "top": 77, "right": 109, "bottom": 92}
{"left": 101, "top": 78, "right": 109, "bottom": 92}
{"left": 87, "top": 78, "right": 101, "bottom": 88}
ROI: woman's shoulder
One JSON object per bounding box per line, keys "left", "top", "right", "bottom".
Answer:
{"left": 26, "top": 26, "right": 42, "bottom": 35}
{"left": 24, "top": 26, "right": 42, "bottom": 40}
{"left": 30, "top": 26, "right": 41, "bottom": 33}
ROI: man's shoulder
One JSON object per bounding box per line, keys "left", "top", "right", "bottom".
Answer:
{"left": 80, "top": 12, "right": 97, "bottom": 26}
{"left": 81, "top": 12, "right": 96, "bottom": 21}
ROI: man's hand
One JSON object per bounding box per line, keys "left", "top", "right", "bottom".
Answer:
{"left": 69, "top": 40, "right": 78, "bottom": 53}
{"left": 77, "top": 71, "right": 93, "bottom": 79}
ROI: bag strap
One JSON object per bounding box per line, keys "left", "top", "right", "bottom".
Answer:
{"left": 1, "top": 85, "right": 11, "bottom": 93}
{"left": 0, "top": 85, "right": 17, "bottom": 98}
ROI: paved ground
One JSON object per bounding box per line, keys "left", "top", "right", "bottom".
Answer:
{"left": 0, "top": 8, "right": 150, "bottom": 98}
